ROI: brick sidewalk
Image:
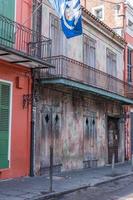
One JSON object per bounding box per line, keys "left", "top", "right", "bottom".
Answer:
{"left": 0, "top": 162, "right": 132, "bottom": 200}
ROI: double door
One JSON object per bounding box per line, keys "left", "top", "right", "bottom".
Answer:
{"left": 40, "top": 107, "right": 62, "bottom": 171}
{"left": 83, "top": 114, "right": 97, "bottom": 162}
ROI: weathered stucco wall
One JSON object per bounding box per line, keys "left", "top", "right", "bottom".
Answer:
{"left": 83, "top": 23, "right": 124, "bottom": 80}
{"left": 34, "top": 0, "right": 126, "bottom": 175}
{"left": 42, "top": 1, "right": 124, "bottom": 81}
{"left": 34, "top": 86, "right": 124, "bottom": 174}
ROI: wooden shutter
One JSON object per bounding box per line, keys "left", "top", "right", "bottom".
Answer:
{"left": 106, "top": 49, "right": 117, "bottom": 77}
{"left": 89, "top": 45, "right": 96, "bottom": 68}
{"left": 0, "top": 83, "right": 10, "bottom": 169}
{"left": 83, "top": 35, "right": 96, "bottom": 68}
{"left": 83, "top": 35, "right": 88, "bottom": 65}
{"left": 50, "top": 14, "right": 61, "bottom": 56}
{"left": 0, "top": 0, "right": 15, "bottom": 19}
{"left": 0, "top": 0, "right": 15, "bottom": 44}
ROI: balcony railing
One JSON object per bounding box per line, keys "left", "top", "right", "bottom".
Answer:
{"left": 0, "top": 14, "right": 51, "bottom": 59}
{"left": 38, "top": 55, "right": 133, "bottom": 98}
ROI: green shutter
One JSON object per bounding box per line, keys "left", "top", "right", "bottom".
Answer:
{"left": 0, "top": 82, "right": 10, "bottom": 169}
{"left": 0, "top": 0, "right": 15, "bottom": 19}
{"left": 0, "top": 0, "right": 15, "bottom": 44}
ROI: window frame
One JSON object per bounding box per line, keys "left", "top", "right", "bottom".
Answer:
{"left": 0, "top": 80, "right": 12, "bottom": 169}
{"left": 49, "top": 13, "right": 62, "bottom": 56}
{"left": 83, "top": 34, "right": 96, "bottom": 68}
{"left": 106, "top": 48, "right": 117, "bottom": 77}
{"left": 92, "top": 5, "right": 104, "bottom": 21}
{"left": 127, "top": 47, "right": 133, "bottom": 83}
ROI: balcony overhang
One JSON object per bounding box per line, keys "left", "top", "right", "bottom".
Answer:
{"left": 0, "top": 14, "right": 53, "bottom": 69}
{"left": 40, "top": 78, "right": 133, "bottom": 105}
{"left": 0, "top": 46, "right": 54, "bottom": 69}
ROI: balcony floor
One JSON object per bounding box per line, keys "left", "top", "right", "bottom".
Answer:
{"left": 0, "top": 46, "right": 53, "bottom": 69}
{"left": 40, "top": 78, "right": 133, "bottom": 105}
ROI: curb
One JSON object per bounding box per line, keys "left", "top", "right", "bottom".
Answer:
{"left": 33, "top": 185, "right": 90, "bottom": 200}
{"left": 90, "top": 172, "right": 133, "bottom": 186}
{"left": 32, "top": 172, "right": 133, "bottom": 200}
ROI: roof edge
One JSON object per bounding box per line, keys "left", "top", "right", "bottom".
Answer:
{"left": 81, "top": 6, "right": 126, "bottom": 47}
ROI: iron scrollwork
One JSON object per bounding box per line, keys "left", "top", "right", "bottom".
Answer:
{"left": 23, "top": 94, "right": 32, "bottom": 109}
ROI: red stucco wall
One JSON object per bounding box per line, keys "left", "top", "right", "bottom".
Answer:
{"left": 16, "top": 0, "right": 32, "bottom": 28}
{"left": 0, "top": 60, "right": 32, "bottom": 179}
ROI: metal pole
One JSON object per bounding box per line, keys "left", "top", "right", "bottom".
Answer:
{"left": 30, "top": 69, "right": 35, "bottom": 177}
{"left": 131, "top": 154, "right": 133, "bottom": 171}
{"left": 49, "top": 145, "right": 53, "bottom": 192}
{"left": 112, "top": 152, "right": 115, "bottom": 176}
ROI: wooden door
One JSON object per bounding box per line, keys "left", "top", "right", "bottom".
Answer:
{"left": 108, "top": 117, "right": 119, "bottom": 164}
{"left": 40, "top": 107, "right": 62, "bottom": 172}
{"left": 83, "top": 114, "right": 97, "bottom": 162}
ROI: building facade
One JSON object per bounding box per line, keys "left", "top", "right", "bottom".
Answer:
{"left": 0, "top": 0, "right": 51, "bottom": 179}
{"left": 84, "top": 0, "right": 133, "bottom": 163}
{"left": 82, "top": 0, "right": 125, "bottom": 36}
{"left": 32, "top": 1, "right": 133, "bottom": 175}
{"left": 0, "top": 0, "right": 32, "bottom": 179}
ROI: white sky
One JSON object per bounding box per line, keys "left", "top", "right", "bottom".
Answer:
{"left": 127, "top": 0, "right": 133, "bottom": 6}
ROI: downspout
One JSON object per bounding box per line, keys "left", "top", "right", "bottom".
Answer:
{"left": 30, "top": 68, "right": 35, "bottom": 177}
{"left": 26, "top": 70, "right": 33, "bottom": 176}
{"left": 30, "top": 0, "right": 42, "bottom": 177}
{"left": 123, "top": 2, "right": 131, "bottom": 160}
{"left": 123, "top": 1, "right": 127, "bottom": 161}
{"left": 123, "top": 2, "right": 127, "bottom": 82}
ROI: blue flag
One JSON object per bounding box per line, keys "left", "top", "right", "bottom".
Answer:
{"left": 48, "top": 0, "right": 82, "bottom": 38}
{"left": 61, "top": 0, "right": 82, "bottom": 38}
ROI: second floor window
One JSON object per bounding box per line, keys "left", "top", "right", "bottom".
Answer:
{"left": 92, "top": 5, "right": 104, "bottom": 21}
{"left": 106, "top": 49, "right": 117, "bottom": 77}
{"left": 128, "top": 48, "right": 133, "bottom": 82}
{"left": 106, "top": 49, "right": 117, "bottom": 93}
{"left": 50, "top": 14, "right": 61, "bottom": 56}
{"left": 83, "top": 35, "right": 96, "bottom": 68}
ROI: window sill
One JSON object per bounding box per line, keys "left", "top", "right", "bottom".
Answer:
{"left": 0, "top": 168, "right": 9, "bottom": 173}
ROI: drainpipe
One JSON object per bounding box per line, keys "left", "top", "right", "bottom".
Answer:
{"left": 123, "top": 2, "right": 127, "bottom": 82}
{"left": 123, "top": 2, "right": 130, "bottom": 161}
{"left": 121, "top": 1, "right": 126, "bottom": 161}
{"left": 29, "top": 0, "right": 43, "bottom": 177}
{"left": 30, "top": 68, "right": 36, "bottom": 177}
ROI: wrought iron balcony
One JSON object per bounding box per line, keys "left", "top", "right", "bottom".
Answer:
{"left": 0, "top": 15, "right": 52, "bottom": 68}
{"left": 38, "top": 55, "right": 133, "bottom": 103}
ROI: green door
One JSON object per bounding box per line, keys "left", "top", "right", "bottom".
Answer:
{"left": 0, "top": 82, "right": 10, "bottom": 169}
{"left": 0, "top": 0, "right": 15, "bottom": 45}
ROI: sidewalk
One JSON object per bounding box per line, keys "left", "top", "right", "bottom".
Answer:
{"left": 0, "top": 162, "right": 133, "bottom": 200}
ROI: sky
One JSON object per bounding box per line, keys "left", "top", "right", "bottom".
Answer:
{"left": 127, "top": 0, "right": 133, "bottom": 6}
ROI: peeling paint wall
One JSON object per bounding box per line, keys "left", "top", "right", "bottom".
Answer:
{"left": 34, "top": 0, "right": 125, "bottom": 174}
{"left": 34, "top": 87, "right": 124, "bottom": 174}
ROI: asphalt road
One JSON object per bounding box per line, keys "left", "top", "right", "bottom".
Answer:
{"left": 52, "top": 176, "right": 133, "bottom": 200}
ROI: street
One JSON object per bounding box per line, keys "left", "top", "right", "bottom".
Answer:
{"left": 52, "top": 176, "right": 133, "bottom": 200}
